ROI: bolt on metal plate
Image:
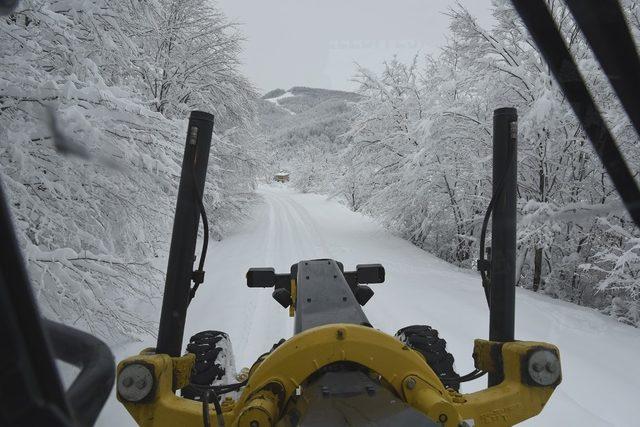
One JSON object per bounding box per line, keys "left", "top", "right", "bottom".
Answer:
{"left": 405, "top": 377, "right": 416, "bottom": 390}
{"left": 527, "top": 350, "right": 560, "bottom": 386}
{"left": 118, "top": 363, "right": 154, "bottom": 402}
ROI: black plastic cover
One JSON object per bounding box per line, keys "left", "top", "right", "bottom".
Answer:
{"left": 246, "top": 268, "right": 276, "bottom": 288}
{"left": 356, "top": 264, "right": 385, "bottom": 284}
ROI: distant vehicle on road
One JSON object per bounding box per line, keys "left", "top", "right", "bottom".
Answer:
{"left": 275, "top": 171, "right": 290, "bottom": 183}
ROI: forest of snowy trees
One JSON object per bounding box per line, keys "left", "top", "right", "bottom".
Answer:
{"left": 275, "top": 1, "right": 640, "bottom": 326}
{"left": 0, "top": 0, "right": 262, "bottom": 341}
{"left": 2, "top": 0, "right": 639, "bottom": 344}
{"left": 341, "top": 1, "right": 640, "bottom": 326}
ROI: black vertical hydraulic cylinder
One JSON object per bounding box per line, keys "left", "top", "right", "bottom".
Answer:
{"left": 488, "top": 108, "right": 518, "bottom": 386}
{"left": 156, "top": 111, "right": 214, "bottom": 357}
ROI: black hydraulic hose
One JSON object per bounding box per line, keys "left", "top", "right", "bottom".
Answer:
{"left": 210, "top": 379, "right": 248, "bottom": 393}
{"left": 479, "top": 194, "right": 496, "bottom": 306}
{"left": 192, "top": 379, "right": 248, "bottom": 396}
{"left": 440, "top": 369, "right": 486, "bottom": 384}
{"left": 43, "top": 319, "right": 115, "bottom": 427}
{"left": 189, "top": 151, "right": 209, "bottom": 304}
{"left": 202, "top": 390, "right": 211, "bottom": 427}
{"left": 201, "top": 389, "right": 225, "bottom": 427}
{"left": 479, "top": 146, "right": 515, "bottom": 307}
{"left": 212, "top": 391, "right": 225, "bottom": 427}
{"left": 458, "top": 369, "right": 486, "bottom": 382}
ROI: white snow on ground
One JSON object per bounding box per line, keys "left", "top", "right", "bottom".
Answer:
{"left": 98, "top": 185, "right": 640, "bottom": 426}
{"left": 265, "top": 91, "right": 297, "bottom": 115}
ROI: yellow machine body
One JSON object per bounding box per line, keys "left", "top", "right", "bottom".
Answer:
{"left": 118, "top": 324, "right": 560, "bottom": 427}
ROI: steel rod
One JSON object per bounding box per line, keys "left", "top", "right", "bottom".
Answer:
{"left": 156, "top": 111, "right": 214, "bottom": 357}
{"left": 488, "top": 107, "right": 518, "bottom": 386}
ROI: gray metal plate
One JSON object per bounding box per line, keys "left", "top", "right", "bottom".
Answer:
{"left": 294, "top": 260, "right": 370, "bottom": 334}
{"left": 294, "top": 371, "right": 438, "bottom": 426}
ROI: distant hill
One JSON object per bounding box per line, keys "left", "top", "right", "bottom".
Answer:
{"left": 262, "top": 86, "right": 361, "bottom": 101}
{"left": 262, "top": 88, "right": 287, "bottom": 99}
{"left": 257, "top": 86, "right": 362, "bottom": 191}
{"left": 260, "top": 86, "right": 362, "bottom": 115}
{"left": 257, "top": 86, "right": 361, "bottom": 140}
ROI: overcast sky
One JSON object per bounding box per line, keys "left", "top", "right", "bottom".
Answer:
{"left": 216, "top": 0, "right": 495, "bottom": 94}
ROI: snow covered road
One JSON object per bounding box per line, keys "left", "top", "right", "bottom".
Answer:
{"left": 99, "top": 185, "right": 639, "bottom": 426}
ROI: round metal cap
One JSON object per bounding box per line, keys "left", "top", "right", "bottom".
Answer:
{"left": 527, "top": 350, "right": 560, "bottom": 386}
{"left": 117, "top": 363, "right": 154, "bottom": 402}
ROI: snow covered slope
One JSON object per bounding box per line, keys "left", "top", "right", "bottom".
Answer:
{"left": 264, "top": 90, "right": 297, "bottom": 115}
{"left": 99, "top": 185, "right": 639, "bottom": 426}
{"left": 262, "top": 86, "right": 361, "bottom": 114}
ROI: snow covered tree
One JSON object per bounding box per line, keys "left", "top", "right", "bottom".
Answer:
{"left": 135, "top": 0, "right": 256, "bottom": 128}
{"left": 337, "top": 0, "right": 640, "bottom": 326}
{"left": 0, "top": 0, "right": 261, "bottom": 340}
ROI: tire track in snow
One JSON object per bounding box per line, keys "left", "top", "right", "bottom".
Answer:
{"left": 233, "top": 188, "right": 336, "bottom": 365}
{"left": 232, "top": 188, "right": 308, "bottom": 367}
{"left": 232, "top": 194, "right": 277, "bottom": 364}
{"left": 282, "top": 193, "right": 332, "bottom": 257}
{"left": 98, "top": 185, "right": 640, "bottom": 427}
